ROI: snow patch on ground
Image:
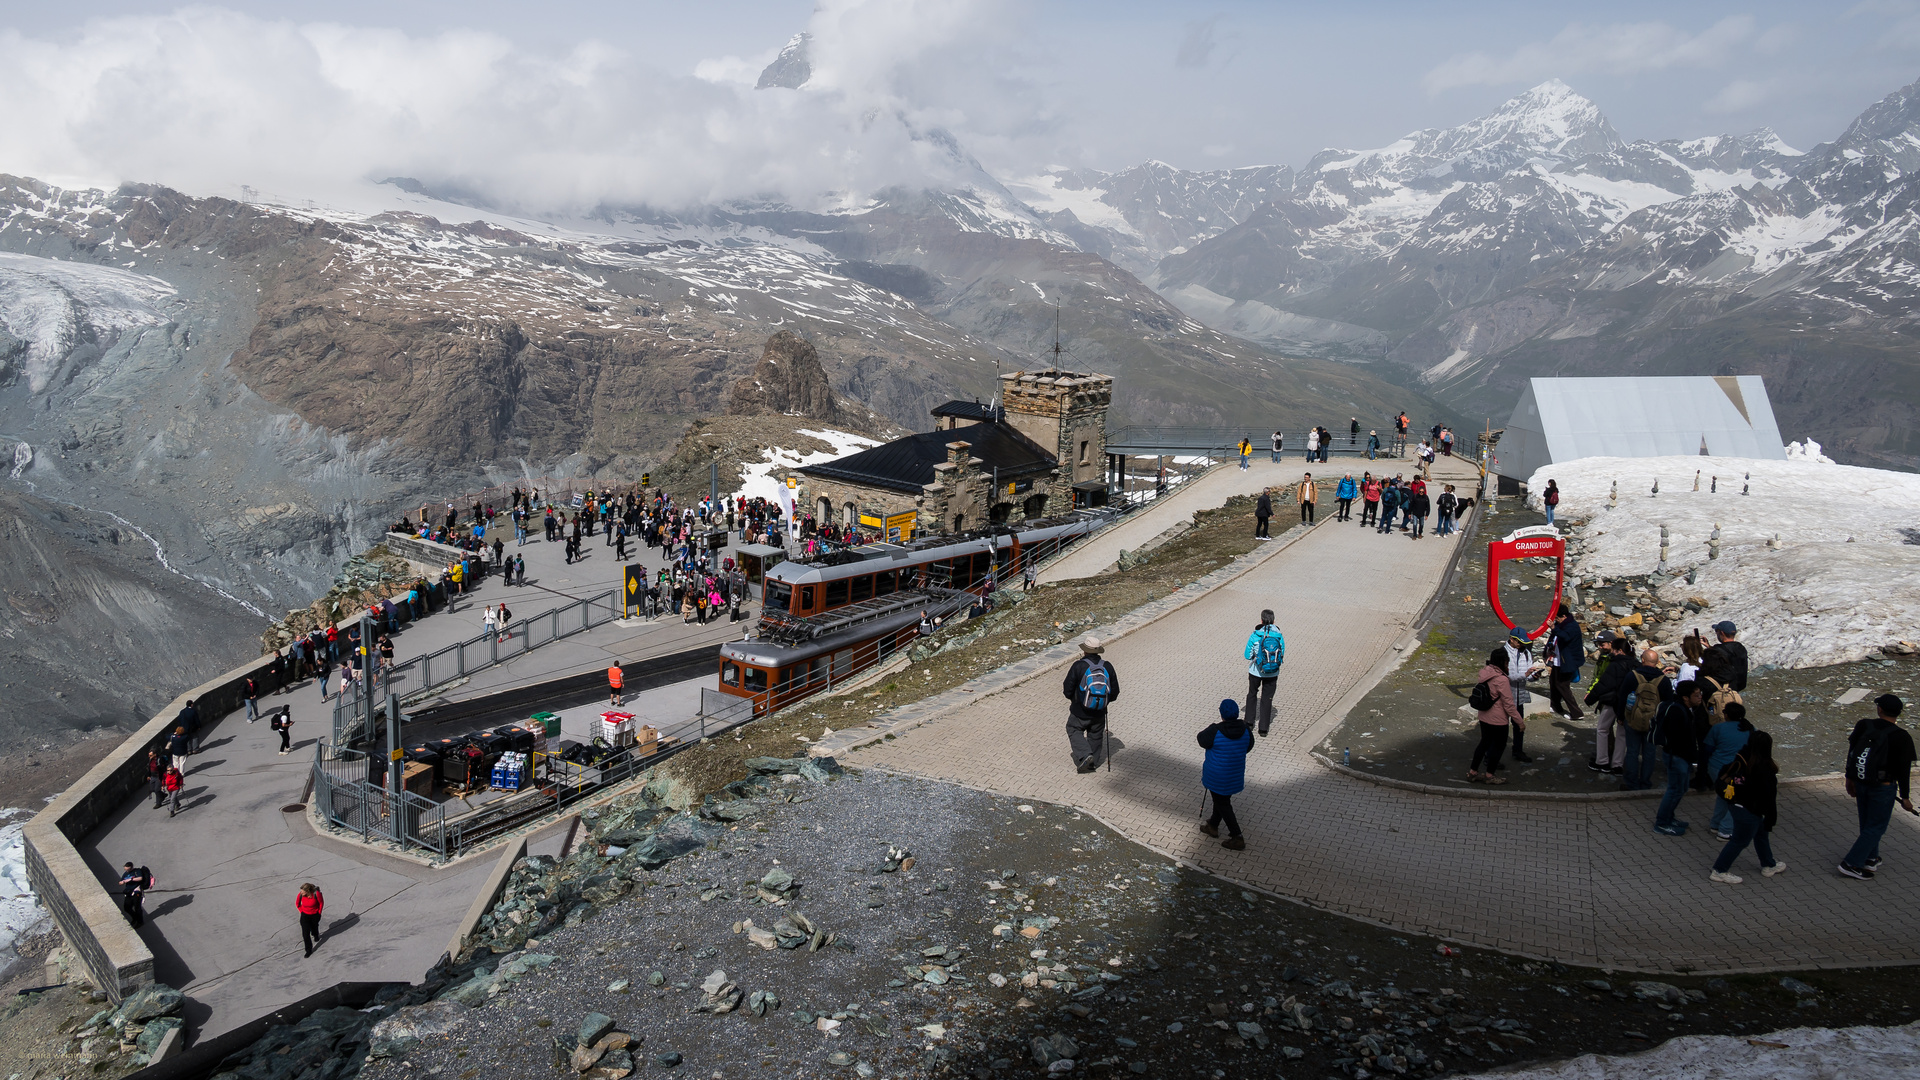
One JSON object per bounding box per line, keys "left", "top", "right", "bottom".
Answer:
{"left": 1462, "top": 1020, "right": 1920, "bottom": 1079}
{"left": 732, "top": 428, "right": 879, "bottom": 505}
{"left": 1528, "top": 455, "right": 1920, "bottom": 667}
{"left": 0, "top": 809, "right": 48, "bottom": 979}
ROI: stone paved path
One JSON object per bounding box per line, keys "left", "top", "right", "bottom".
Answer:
{"left": 863, "top": 460, "right": 1920, "bottom": 974}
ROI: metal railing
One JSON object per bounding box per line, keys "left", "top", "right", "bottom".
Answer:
{"left": 310, "top": 742, "right": 451, "bottom": 858}
{"left": 1104, "top": 426, "right": 1409, "bottom": 459}
{"left": 331, "top": 588, "right": 624, "bottom": 745}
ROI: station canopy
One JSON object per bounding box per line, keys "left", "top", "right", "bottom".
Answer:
{"left": 1497, "top": 376, "right": 1785, "bottom": 481}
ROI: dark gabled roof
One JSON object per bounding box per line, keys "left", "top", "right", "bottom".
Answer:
{"left": 930, "top": 399, "right": 1002, "bottom": 423}
{"left": 799, "top": 421, "right": 1056, "bottom": 494}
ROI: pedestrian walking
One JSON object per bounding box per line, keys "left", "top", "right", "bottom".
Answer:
{"left": 178, "top": 698, "right": 202, "bottom": 753}
{"left": 163, "top": 765, "right": 184, "bottom": 816}
{"left": 1545, "top": 606, "right": 1586, "bottom": 721}
{"left": 1063, "top": 638, "right": 1119, "bottom": 773}
{"left": 297, "top": 883, "right": 326, "bottom": 957}
{"left": 1702, "top": 702, "right": 1754, "bottom": 839}
{"left": 1243, "top": 610, "right": 1285, "bottom": 737}
{"left": 1376, "top": 481, "right": 1401, "bottom": 534}
{"left": 497, "top": 603, "right": 512, "bottom": 642}
{"left": 1254, "top": 489, "right": 1272, "bottom": 539}
{"left": 608, "top": 662, "right": 625, "bottom": 707}
{"left": 1334, "top": 473, "right": 1357, "bottom": 521}
{"left": 1620, "top": 647, "right": 1670, "bottom": 790}
{"left": 1366, "top": 430, "right": 1380, "bottom": 460}
{"left": 1022, "top": 559, "right": 1037, "bottom": 592}
{"left": 244, "top": 677, "right": 259, "bottom": 722}
{"left": 1296, "top": 473, "right": 1317, "bottom": 525}
{"left": 1543, "top": 479, "right": 1561, "bottom": 525}
{"left": 317, "top": 651, "right": 332, "bottom": 701}
{"left": 1305, "top": 428, "right": 1319, "bottom": 464}
{"left": 1469, "top": 648, "right": 1521, "bottom": 783}
{"left": 483, "top": 605, "right": 497, "bottom": 641}
{"left": 1652, "top": 680, "right": 1707, "bottom": 835}
{"left": 165, "top": 726, "right": 192, "bottom": 775}
{"left": 120, "top": 863, "right": 153, "bottom": 928}
{"left": 1711, "top": 730, "right": 1785, "bottom": 883}
{"left": 1349, "top": 417, "right": 1359, "bottom": 446}
{"left": 272, "top": 707, "right": 294, "bottom": 754}
{"left": 1839, "top": 694, "right": 1916, "bottom": 879}
{"left": 1197, "top": 699, "right": 1253, "bottom": 850}
{"left": 1435, "top": 484, "right": 1458, "bottom": 536}
{"left": 1407, "top": 485, "right": 1431, "bottom": 538}
{"left": 1360, "top": 476, "right": 1381, "bottom": 527}
{"left": 1237, "top": 437, "right": 1252, "bottom": 471}
{"left": 1585, "top": 635, "right": 1632, "bottom": 773}
{"left": 146, "top": 750, "right": 165, "bottom": 809}
{"left": 1270, "top": 430, "right": 1283, "bottom": 463}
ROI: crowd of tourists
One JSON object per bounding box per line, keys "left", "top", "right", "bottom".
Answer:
{"left": 1250, "top": 470, "right": 1470, "bottom": 539}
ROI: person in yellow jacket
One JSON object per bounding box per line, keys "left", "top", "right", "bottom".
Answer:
{"left": 1296, "top": 473, "right": 1318, "bottom": 525}
{"left": 1237, "top": 437, "right": 1252, "bottom": 470}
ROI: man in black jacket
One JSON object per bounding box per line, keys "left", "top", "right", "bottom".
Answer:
{"left": 1700, "top": 621, "right": 1749, "bottom": 694}
{"left": 1839, "top": 694, "right": 1918, "bottom": 879}
{"left": 1254, "top": 490, "right": 1272, "bottom": 540}
{"left": 1062, "top": 638, "right": 1120, "bottom": 773}
{"left": 1652, "top": 681, "right": 1708, "bottom": 834}
{"left": 1585, "top": 636, "right": 1634, "bottom": 774}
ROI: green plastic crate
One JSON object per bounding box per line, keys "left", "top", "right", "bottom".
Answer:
{"left": 530, "top": 712, "right": 560, "bottom": 736}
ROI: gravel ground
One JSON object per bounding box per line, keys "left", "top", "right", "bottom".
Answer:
{"left": 355, "top": 769, "right": 1920, "bottom": 1080}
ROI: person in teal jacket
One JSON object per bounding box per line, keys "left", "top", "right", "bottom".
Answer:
{"left": 1243, "top": 610, "right": 1286, "bottom": 736}
{"left": 1335, "top": 474, "right": 1359, "bottom": 521}
{"left": 1198, "top": 699, "right": 1254, "bottom": 850}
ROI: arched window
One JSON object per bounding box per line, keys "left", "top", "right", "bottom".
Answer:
{"left": 1023, "top": 493, "right": 1048, "bottom": 519}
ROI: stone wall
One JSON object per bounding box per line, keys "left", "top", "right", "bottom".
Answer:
{"left": 998, "top": 369, "right": 1112, "bottom": 507}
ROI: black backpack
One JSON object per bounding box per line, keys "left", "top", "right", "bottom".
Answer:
{"left": 1850, "top": 723, "right": 1899, "bottom": 784}
{"left": 1468, "top": 678, "right": 1497, "bottom": 712}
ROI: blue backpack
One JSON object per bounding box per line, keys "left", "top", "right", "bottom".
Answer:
{"left": 1253, "top": 629, "right": 1285, "bottom": 676}
{"left": 1078, "top": 662, "right": 1111, "bottom": 711}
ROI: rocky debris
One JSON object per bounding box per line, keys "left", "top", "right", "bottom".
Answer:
{"left": 696, "top": 970, "right": 745, "bottom": 1014}
{"left": 876, "top": 845, "right": 913, "bottom": 873}
{"left": 262, "top": 546, "right": 417, "bottom": 650}
{"left": 111, "top": 984, "right": 184, "bottom": 1026}
{"left": 728, "top": 331, "right": 842, "bottom": 423}
{"left": 368, "top": 1001, "right": 470, "bottom": 1059}
{"left": 1031, "top": 1031, "right": 1079, "bottom": 1069}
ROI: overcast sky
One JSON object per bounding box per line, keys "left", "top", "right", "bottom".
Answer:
{"left": 4, "top": 2, "right": 1917, "bottom": 210}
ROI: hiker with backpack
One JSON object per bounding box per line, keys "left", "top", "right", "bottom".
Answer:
{"left": 1698, "top": 621, "right": 1748, "bottom": 716}
{"left": 1197, "top": 699, "right": 1254, "bottom": 850}
{"left": 1710, "top": 730, "right": 1785, "bottom": 884}
{"left": 1652, "top": 680, "right": 1709, "bottom": 835}
{"left": 1839, "top": 694, "right": 1917, "bottom": 880}
{"left": 1619, "top": 648, "right": 1671, "bottom": 791}
{"left": 1243, "top": 611, "right": 1286, "bottom": 737}
{"left": 1469, "top": 647, "right": 1522, "bottom": 784}
{"left": 1502, "top": 628, "right": 1543, "bottom": 763}
{"left": 1063, "top": 637, "right": 1120, "bottom": 773}
{"left": 1702, "top": 702, "right": 1754, "bottom": 839}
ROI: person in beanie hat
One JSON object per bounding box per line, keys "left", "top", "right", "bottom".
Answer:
{"left": 1062, "top": 637, "right": 1120, "bottom": 772}
{"left": 1198, "top": 699, "right": 1254, "bottom": 849}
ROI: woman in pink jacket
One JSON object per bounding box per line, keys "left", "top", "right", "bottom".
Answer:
{"left": 1470, "top": 647, "right": 1523, "bottom": 784}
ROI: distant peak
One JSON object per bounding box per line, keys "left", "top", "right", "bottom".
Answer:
{"left": 756, "top": 32, "right": 812, "bottom": 90}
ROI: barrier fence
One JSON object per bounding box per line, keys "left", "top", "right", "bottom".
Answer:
{"left": 330, "top": 588, "right": 623, "bottom": 745}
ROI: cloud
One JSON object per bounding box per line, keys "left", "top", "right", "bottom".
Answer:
{"left": 0, "top": 1, "right": 1022, "bottom": 215}
{"left": 1175, "top": 18, "right": 1218, "bottom": 69}
{"left": 1423, "top": 16, "right": 1759, "bottom": 93}
{"left": 1705, "top": 78, "right": 1776, "bottom": 113}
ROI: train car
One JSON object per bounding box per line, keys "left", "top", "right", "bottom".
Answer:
{"left": 714, "top": 511, "right": 1111, "bottom": 714}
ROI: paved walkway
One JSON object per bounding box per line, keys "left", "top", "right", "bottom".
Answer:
{"left": 79, "top": 706, "right": 570, "bottom": 1038}
{"left": 863, "top": 457, "right": 1920, "bottom": 974}
{"left": 1041, "top": 454, "right": 1389, "bottom": 583}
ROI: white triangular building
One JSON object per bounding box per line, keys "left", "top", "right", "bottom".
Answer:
{"left": 1497, "top": 376, "right": 1785, "bottom": 483}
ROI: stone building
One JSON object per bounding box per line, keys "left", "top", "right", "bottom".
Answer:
{"left": 795, "top": 367, "right": 1112, "bottom": 539}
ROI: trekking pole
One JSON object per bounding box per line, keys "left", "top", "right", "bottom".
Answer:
{"left": 1105, "top": 722, "right": 1111, "bottom": 772}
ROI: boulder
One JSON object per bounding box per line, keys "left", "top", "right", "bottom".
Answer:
{"left": 727, "top": 331, "right": 842, "bottom": 422}
{"left": 113, "top": 984, "right": 186, "bottom": 1025}
{"left": 368, "top": 1001, "right": 470, "bottom": 1058}
{"left": 579, "top": 1012, "right": 617, "bottom": 1048}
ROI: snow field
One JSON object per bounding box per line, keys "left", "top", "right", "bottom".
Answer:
{"left": 1462, "top": 1020, "right": 1920, "bottom": 1080}
{"left": 1526, "top": 453, "right": 1920, "bottom": 668}
{"left": 0, "top": 809, "right": 48, "bottom": 980}
{"left": 730, "top": 428, "right": 880, "bottom": 505}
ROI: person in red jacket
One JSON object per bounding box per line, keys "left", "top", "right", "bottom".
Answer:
{"left": 297, "top": 883, "right": 325, "bottom": 957}
{"left": 162, "top": 766, "right": 185, "bottom": 816}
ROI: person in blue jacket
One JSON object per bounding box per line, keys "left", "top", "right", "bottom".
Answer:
{"left": 1198, "top": 699, "right": 1255, "bottom": 850}
{"left": 1377, "top": 481, "right": 1403, "bottom": 534}
{"left": 1243, "top": 610, "right": 1286, "bottom": 737}
{"left": 1701, "top": 702, "right": 1753, "bottom": 839}
{"left": 1335, "top": 473, "right": 1359, "bottom": 521}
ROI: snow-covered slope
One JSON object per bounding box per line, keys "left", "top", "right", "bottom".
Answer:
{"left": 1462, "top": 1021, "right": 1920, "bottom": 1080}
{"left": 1527, "top": 454, "right": 1920, "bottom": 668}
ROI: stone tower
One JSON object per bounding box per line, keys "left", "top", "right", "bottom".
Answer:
{"left": 998, "top": 368, "right": 1112, "bottom": 506}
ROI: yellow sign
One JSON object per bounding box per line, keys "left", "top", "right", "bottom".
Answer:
{"left": 885, "top": 511, "right": 918, "bottom": 540}
{"left": 785, "top": 477, "right": 797, "bottom": 489}
{"left": 390, "top": 749, "right": 404, "bottom": 762}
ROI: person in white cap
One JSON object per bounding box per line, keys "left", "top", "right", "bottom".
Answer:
{"left": 1062, "top": 637, "right": 1120, "bottom": 773}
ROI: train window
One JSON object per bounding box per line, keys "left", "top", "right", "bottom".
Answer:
{"left": 825, "top": 577, "right": 850, "bottom": 606}
{"left": 874, "top": 569, "right": 896, "bottom": 596}
{"left": 850, "top": 575, "right": 873, "bottom": 602}
{"left": 766, "top": 581, "right": 793, "bottom": 613}
{"left": 721, "top": 662, "right": 740, "bottom": 687}
{"left": 799, "top": 585, "right": 815, "bottom": 612}
{"left": 832, "top": 649, "right": 853, "bottom": 680}
{"left": 971, "top": 552, "right": 991, "bottom": 582}
{"left": 743, "top": 666, "right": 768, "bottom": 692}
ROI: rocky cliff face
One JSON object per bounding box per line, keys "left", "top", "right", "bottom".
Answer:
{"left": 728, "top": 331, "right": 842, "bottom": 422}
